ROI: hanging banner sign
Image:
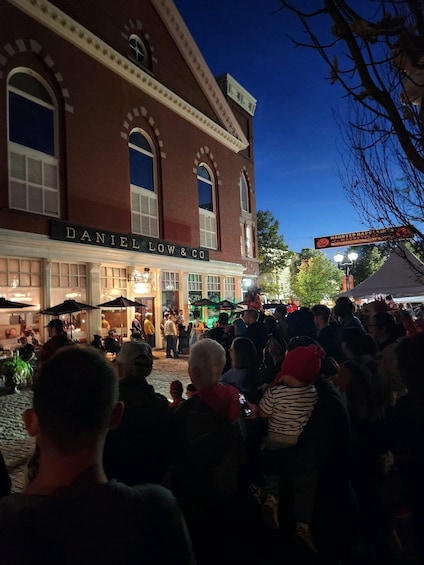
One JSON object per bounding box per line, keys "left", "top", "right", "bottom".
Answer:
{"left": 314, "top": 226, "right": 412, "bottom": 249}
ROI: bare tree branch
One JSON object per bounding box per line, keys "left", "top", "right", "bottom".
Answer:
{"left": 280, "top": 0, "right": 424, "bottom": 271}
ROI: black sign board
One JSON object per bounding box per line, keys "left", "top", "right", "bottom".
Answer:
{"left": 50, "top": 220, "right": 209, "bottom": 261}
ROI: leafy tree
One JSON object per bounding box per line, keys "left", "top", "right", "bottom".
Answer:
{"left": 291, "top": 249, "right": 343, "bottom": 307}
{"left": 344, "top": 244, "right": 389, "bottom": 285}
{"left": 278, "top": 1, "right": 424, "bottom": 267}
{"left": 257, "top": 210, "right": 291, "bottom": 275}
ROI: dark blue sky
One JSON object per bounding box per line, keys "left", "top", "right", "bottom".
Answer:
{"left": 174, "top": 0, "right": 367, "bottom": 255}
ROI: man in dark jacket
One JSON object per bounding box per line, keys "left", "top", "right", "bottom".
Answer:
{"left": 103, "top": 341, "right": 172, "bottom": 485}
{"left": 40, "top": 319, "right": 72, "bottom": 365}
{"left": 207, "top": 312, "right": 232, "bottom": 371}
{"left": 311, "top": 304, "right": 342, "bottom": 361}
{"left": 243, "top": 308, "right": 268, "bottom": 363}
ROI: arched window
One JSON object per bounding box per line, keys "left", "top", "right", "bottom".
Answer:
{"left": 240, "top": 173, "right": 250, "bottom": 213}
{"left": 128, "top": 34, "right": 151, "bottom": 70}
{"left": 129, "top": 130, "right": 158, "bottom": 237}
{"left": 197, "top": 164, "right": 217, "bottom": 249}
{"left": 8, "top": 70, "right": 59, "bottom": 216}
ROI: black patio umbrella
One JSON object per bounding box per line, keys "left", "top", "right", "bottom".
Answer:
{"left": 41, "top": 299, "right": 98, "bottom": 338}
{"left": 41, "top": 299, "right": 98, "bottom": 316}
{"left": 191, "top": 298, "right": 218, "bottom": 308}
{"left": 216, "top": 299, "right": 238, "bottom": 310}
{"left": 0, "top": 297, "right": 34, "bottom": 308}
{"left": 97, "top": 296, "right": 146, "bottom": 336}
{"left": 97, "top": 296, "right": 146, "bottom": 309}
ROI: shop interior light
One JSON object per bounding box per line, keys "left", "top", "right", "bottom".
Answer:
{"left": 128, "top": 268, "right": 151, "bottom": 283}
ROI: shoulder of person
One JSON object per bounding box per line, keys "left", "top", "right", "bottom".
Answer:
{"left": 156, "top": 392, "right": 171, "bottom": 407}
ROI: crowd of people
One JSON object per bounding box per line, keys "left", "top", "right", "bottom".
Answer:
{"left": 0, "top": 295, "right": 423, "bottom": 564}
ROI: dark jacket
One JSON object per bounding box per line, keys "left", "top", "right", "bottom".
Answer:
{"left": 103, "top": 377, "right": 172, "bottom": 485}
{"left": 317, "top": 323, "right": 341, "bottom": 361}
{"left": 246, "top": 322, "right": 268, "bottom": 362}
{"left": 169, "top": 386, "right": 242, "bottom": 518}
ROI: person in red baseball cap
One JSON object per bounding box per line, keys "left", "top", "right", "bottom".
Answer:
{"left": 258, "top": 343, "right": 325, "bottom": 553}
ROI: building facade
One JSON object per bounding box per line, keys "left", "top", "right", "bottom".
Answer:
{"left": 0, "top": 0, "right": 258, "bottom": 343}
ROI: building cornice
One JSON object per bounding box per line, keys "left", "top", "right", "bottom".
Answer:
{"left": 152, "top": 0, "right": 250, "bottom": 139}
{"left": 6, "top": 0, "right": 248, "bottom": 153}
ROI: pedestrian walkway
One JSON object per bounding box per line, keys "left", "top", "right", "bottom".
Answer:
{"left": 0, "top": 349, "right": 190, "bottom": 493}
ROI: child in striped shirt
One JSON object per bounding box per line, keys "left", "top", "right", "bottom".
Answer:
{"left": 259, "top": 343, "right": 325, "bottom": 553}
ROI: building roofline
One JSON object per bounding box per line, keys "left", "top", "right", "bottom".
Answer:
{"left": 6, "top": 0, "right": 249, "bottom": 153}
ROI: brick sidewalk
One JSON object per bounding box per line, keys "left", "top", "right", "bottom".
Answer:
{"left": 0, "top": 350, "right": 190, "bottom": 493}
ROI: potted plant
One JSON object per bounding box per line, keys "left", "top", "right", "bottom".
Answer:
{"left": 1, "top": 355, "right": 34, "bottom": 393}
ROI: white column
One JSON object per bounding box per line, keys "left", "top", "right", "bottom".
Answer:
{"left": 88, "top": 263, "right": 101, "bottom": 338}
{"left": 41, "top": 259, "right": 52, "bottom": 342}
{"left": 180, "top": 270, "right": 188, "bottom": 322}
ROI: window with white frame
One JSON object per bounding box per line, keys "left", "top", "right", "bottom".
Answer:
{"left": 161, "top": 271, "right": 180, "bottom": 291}
{"left": 8, "top": 70, "right": 59, "bottom": 216}
{"left": 207, "top": 275, "right": 220, "bottom": 302}
{"left": 240, "top": 173, "right": 250, "bottom": 213}
{"left": 0, "top": 258, "right": 41, "bottom": 288}
{"left": 197, "top": 165, "right": 217, "bottom": 249}
{"left": 51, "top": 262, "right": 87, "bottom": 288}
{"left": 100, "top": 266, "right": 127, "bottom": 291}
{"left": 188, "top": 273, "right": 202, "bottom": 304}
{"left": 129, "top": 130, "right": 158, "bottom": 237}
{"left": 188, "top": 274, "right": 202, "bottom": 292}
{"left": 224, "top": 276, "right": 235, "bottom": 300}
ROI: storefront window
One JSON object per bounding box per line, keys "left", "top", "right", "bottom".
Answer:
{"left": 224, "top": 276, "right": 235, "bottom": 301}
{"left": 50, "top": 262, "right": 87, "bottom": 340}
{"left": 51, "top": 262, "right": 86, "bottom": 291}
{"left": 100, "top": 266, "right": 127, "bottom": 292}
{"left": 206, "top": 275, "right": 220, "bottom": 303}
{"left": 0, "top": 257, "right": 41, "bottom": 340}
{"left": 188, "top": 273, "right": 202, "bottom": 306}
{"left": 161, "top": 271, "right": 179, "bottom": 312}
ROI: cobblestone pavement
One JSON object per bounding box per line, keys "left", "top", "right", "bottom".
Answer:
{"left": 0, "top": 349, "right": 190, "bottom": 493}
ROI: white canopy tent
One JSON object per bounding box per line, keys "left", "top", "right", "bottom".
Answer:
{"left": 337, "top": 244, "right": 424, "bottom": 301}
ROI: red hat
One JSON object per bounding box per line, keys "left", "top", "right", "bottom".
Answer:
{"left": 279, "top": 344, "right": 324, "bottom": 384}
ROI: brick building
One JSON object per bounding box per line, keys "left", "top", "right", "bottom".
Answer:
{"left": 0, "top": 0, "right": 258, "bottom": 344}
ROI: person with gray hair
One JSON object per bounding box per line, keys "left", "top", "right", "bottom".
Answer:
{"left": 0, "top": 346, "right": 195, "bottom": 564}
{"left": 188, "top": 337, "right": 227, "bottom": 387}
{"left": 103, "top": 341, "right": 172, "bottom": 486}
{"left": 168, "top": 338, "right": 243, "bottom": 564}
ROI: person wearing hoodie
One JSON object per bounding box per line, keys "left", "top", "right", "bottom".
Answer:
{"left": 168, "top": 338, "right": 243, "bottom": 565}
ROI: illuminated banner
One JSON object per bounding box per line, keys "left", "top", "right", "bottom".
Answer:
{"left": 50, "top": 220, "right": 209, "bottom": 261}
{"left": 314, "top": 226, "right": 412, "bottom": 249}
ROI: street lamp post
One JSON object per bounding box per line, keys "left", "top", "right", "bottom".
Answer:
{"left": 334, "top": 251, "right": 358, "bottom": 291}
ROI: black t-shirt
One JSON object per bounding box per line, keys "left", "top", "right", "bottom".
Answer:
{"left": 0, "top": 480, "right": 195, "bottom": 565}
